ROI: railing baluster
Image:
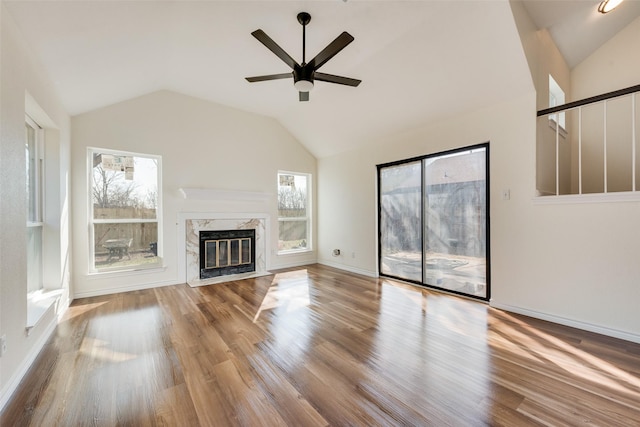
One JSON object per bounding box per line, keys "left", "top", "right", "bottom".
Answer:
{"left": 604, "top": 100, "right": 608, "bottom": 193}
{"left": 556, "top": 113, "right": 560, "bottom": 196}
{"left": 579, "top": 107, "right": 583, "bottom": 195}
{"left": 633, "top": 94, "right": 637, "bottom": 192}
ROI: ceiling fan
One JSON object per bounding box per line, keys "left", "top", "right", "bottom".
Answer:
{"left": 245, "top": 12, "right": 361, "bottom": 102}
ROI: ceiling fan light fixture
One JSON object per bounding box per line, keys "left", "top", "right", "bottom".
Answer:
{"left": 294, "top": 79, "right": 314, "bottom": 92}
{"left": 598, "top": 0, "right": 624, "bottom": 14}
{"left": 293, "top": 63, "right": 314, "bottom": 92}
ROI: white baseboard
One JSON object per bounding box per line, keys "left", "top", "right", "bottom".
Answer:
{"left": 269, "top": 259, "right": 318, "bottom": 271}
{"left": 490, "top": 301, "right": 640, "bottom": 344}
{"left": 73, "top": 278, "right": 180, "bottom": 299}
{"left": 0, "top": 317, "right": 58, "bottom": 412}
{"left": 317, "top": 260, "right": 378, "bottom": 278}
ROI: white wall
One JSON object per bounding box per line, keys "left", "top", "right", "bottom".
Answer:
{"left": 71, "top": 90, "right": 316, "bottom": 297}
{"left": 516, "top": 0, "right": 640, "bottom": 339}
{"left": 319, "top": 1, "right": 640, "bottom": 343}
{"left": 319, "top": 89, "right": 640, "bottom": 343}
{"left": 0, "top": 4, "right": 71, "bottom": 408}
{"left": 572, "top": 16, "right": 640, "bottom": 100}
{"left": 318, "top": 3, "right": 640, "bottom": 343}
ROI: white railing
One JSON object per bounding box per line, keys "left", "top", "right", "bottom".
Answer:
{"left": 537, "top": 84, "right": 640, "bottom": 197}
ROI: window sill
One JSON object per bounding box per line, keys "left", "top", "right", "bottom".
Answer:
{"left": 548, "top": 119, "right": 568, "bottom": 139}
{"left": 27, "top": 288, "right": 63, "bottom": 333}
{"left": 277, "top": 248, "right": 313, "bottom": 256}
{"left": 533, "top": 191, "right": 640, "bottom": 205}
{"left": 88, "top": 262, "right": 167, "bottom": 278}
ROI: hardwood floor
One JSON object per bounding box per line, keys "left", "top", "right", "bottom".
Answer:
{"left": 2, "top": 264, "right": 640, "bottom": 426}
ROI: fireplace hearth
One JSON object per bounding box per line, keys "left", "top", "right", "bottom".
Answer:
{"left": 200, "top": 229, "right": 255, "bottom": 279}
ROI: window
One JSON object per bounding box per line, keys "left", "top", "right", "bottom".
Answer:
{"left": 549, "top": 74, "right": 566, "bottom": 130}
{"left": 26, "top": 116, "right": 44, "bottom": 293}
{"left": 89, "top": 148, "right": 161, "bottom": 272}
{"left": 378, "top": 144, "right": 489, "bottom": 300}
{"left": 277, "top": 171, "right": 311, "bottom": 253}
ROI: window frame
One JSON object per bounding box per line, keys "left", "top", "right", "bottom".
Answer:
{"left": 277, "top": 170, "right": 312, "bottom": 255}
{"left": 87, "top": 147, "right": 163, "bottom": 273}
{"left": 26, "top": 115, "right": 44, "bottom": 293}
{"left": 548, "top": 74, "right": 567, "bottom": 137}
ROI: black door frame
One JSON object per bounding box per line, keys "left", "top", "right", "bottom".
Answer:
{"left": 377, "top": 142, "right": 490, "bottom": 302}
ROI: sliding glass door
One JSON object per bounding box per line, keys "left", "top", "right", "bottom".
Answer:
{"left": 378, "top": 144, "right": 489, "bottom": 300}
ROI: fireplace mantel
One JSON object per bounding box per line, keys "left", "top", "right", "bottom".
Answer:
{"left": 179, "top": 188, "right": 272, "bottom": 202}
{"left": 177, "top": 212, "right": 271, "bottom": 287}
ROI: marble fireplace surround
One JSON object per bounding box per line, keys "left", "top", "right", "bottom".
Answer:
{"left": 178, "top": 212, "right": 271, "bottom": 287}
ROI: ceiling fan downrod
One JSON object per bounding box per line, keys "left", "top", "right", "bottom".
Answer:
{"left": 298, "top": 12, "right": 311, "bottom": 64}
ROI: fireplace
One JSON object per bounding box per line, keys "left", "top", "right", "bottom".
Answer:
{"left": 181, "top": 213, "right": 269, "bottom": 287}
{"left": 199, "top": 229, "right": 255, "bottom": 279}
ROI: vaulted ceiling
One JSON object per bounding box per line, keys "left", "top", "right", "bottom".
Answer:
{"left": 4, "top": 1, "right": 638, "bottom": 158}
{"left": 522, "top": 0, "right": 640, "bottom": 69}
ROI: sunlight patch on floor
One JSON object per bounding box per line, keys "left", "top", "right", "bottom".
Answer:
{"left": 253, "top": 269, "right": 311, "bottom": 322}
{"left": 80, "top": 337, "right": 137, "bottom": 363}
{"left": 493, "top": 311, "right": 640, "bottom": 397}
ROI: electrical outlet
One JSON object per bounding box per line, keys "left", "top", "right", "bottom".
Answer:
{"left": 351, "top": 251, "right": 356, "bottom": 259}
{"left": 0, "top": 334, "right": 6, "bottom": 357}
{"left": 502, "top": 189, "right": 511, "bottom": 200}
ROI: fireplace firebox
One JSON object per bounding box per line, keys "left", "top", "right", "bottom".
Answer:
{"left": 199, "top": 229, "right": 256, "bottom": 279}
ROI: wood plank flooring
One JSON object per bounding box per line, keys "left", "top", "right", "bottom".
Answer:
{"left": 2, "top": 264, "right": 640, "bottom": 426}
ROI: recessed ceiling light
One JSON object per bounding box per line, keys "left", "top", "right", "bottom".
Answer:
{"left": 598, "top": 0, "right": 624, "bottom": 14}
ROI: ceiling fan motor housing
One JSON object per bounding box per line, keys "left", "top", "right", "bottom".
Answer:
{"left": 294, "top": 64, "right": 314, "bottom": 88}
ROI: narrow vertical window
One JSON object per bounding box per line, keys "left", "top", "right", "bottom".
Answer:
{"left": 89, "top": 148, "right": 162, "bottom": 272}
{"left": 277, "top": 171, "right": 311, "bottom": 253}
{"left": 26, "top": 116, "right": 44, "bottom": 293}
{"left": 549, "top": 74, "right": 566, "bottom": 129}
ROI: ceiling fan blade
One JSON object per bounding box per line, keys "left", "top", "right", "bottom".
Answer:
{"left": 251, "top": 29, "right": 299, "bottom": 70}
{"left": 299, "top": 91, "right": 309, "bottom": 102}
{"left": 308, "top": 32, "right": 354, "bottom": 70}
{"left": 245, "top": 73, "right": 292, "bottom": 83}
{"left": 314, "top": 72, "right": 361, "bottom": 87}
